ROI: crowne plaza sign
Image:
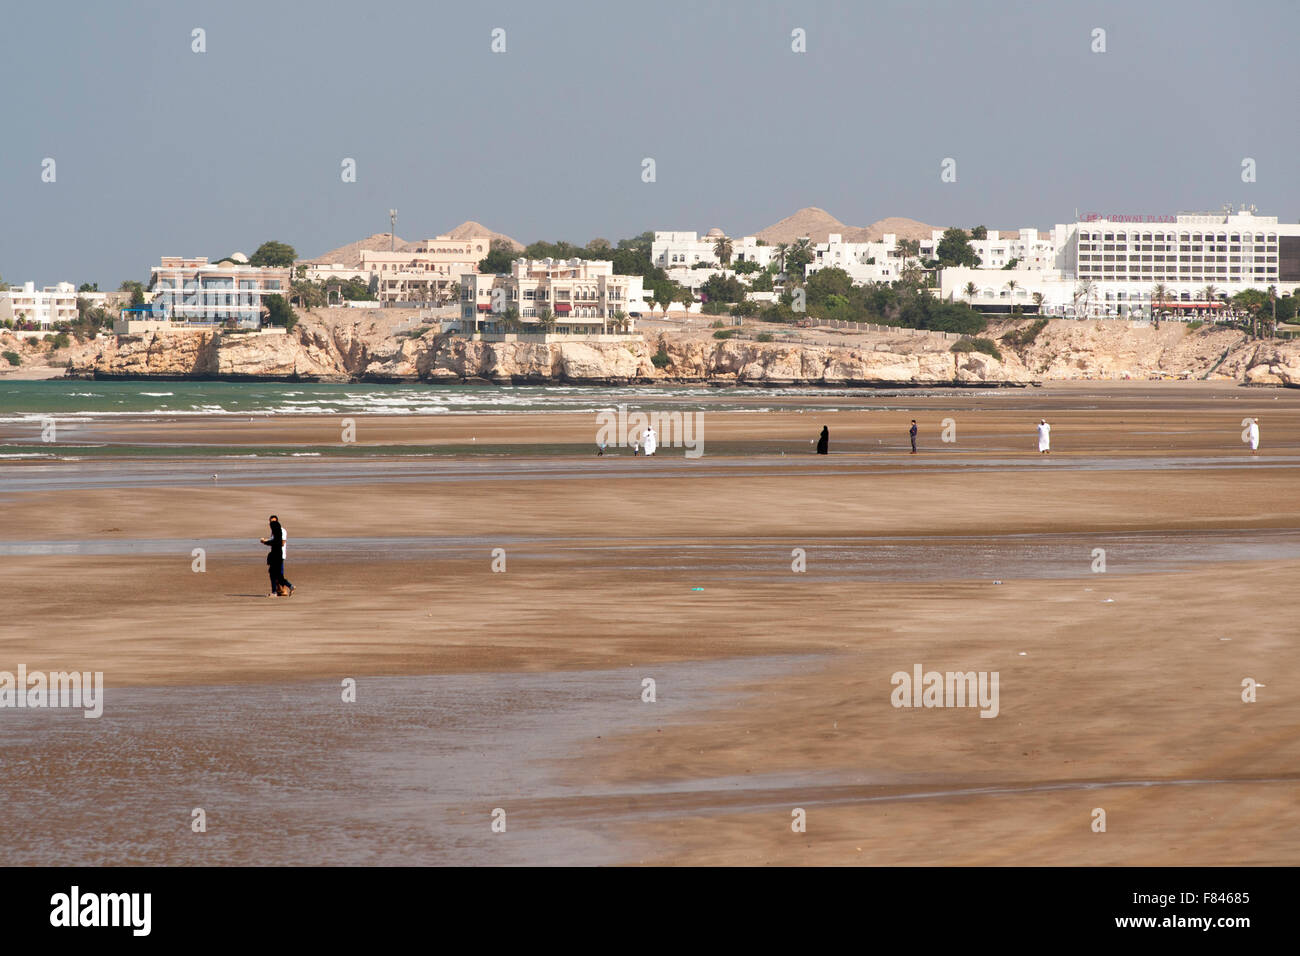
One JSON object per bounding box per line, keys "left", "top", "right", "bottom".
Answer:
{"left": 1082, "top": 213, "right": 1177, "bottom": 223}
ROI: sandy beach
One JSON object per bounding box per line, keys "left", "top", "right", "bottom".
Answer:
{"left": 2, "top": 381, "right": 1298, "bottom": 865}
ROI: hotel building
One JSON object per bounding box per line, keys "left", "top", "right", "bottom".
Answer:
{"left": 939, "top": 209, "right": 1300, "bottom": 317}
{"left": 460, "top": 258, "right": 648, "bottom": 334}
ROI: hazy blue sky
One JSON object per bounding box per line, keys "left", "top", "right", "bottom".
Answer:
{"left": 3, "top": 0, "right": 1298, "bottom": 287}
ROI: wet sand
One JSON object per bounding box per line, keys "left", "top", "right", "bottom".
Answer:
{"left": 2, "top": 382, "right": 1299, "bottom": 865}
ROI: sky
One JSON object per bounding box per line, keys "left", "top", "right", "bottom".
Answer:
{"left": 2, "top": 0, "right": 1298, "bottom": 287}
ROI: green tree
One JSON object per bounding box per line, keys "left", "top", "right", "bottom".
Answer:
{"left": 804, "top": 267, "right": 853, "bottom": 310}
{"left": 963, "top": 281, "right": 978, "bottom": 308}
{"left": 500, "top": 306, "right": 523, "bottom": 332}
{"left": 676, "top": 286, "right": 695, "bottom": 311}
{"left": 700, "top": 273, "right": 745, "bottom": 304}
{"left": 263, "top": 293, "right": 297, "bottom": 330}
{"left": 936, "top": 227, "right": 981, "bottom": 268}
{"left": 749, "top": 270, "right": 774, "bottom": 292}
{"left": 119, "top": 280, "right": 146, "bottom": 307}
{"left": 292, "top": 280, "right": 327, "bottom": 309}
{"left": 785, "top": 237, "right": 814, "bottom": 278}
{"left": 249, "top": 241, "right": 297, "bottom": 268}
{"left": 713, "top": 235, "right": 734, "bottom": 267}
{"left": 478, "top": 238, "right": 518, "bottom": 274}
{"left": 77, "top": 282, "right": 99, "bottom": 292}
{"left": 536, "top": 308, "right": 556, "bottom": 332}
{"left": 1232, "top": 289, "right": 1269, "bottom": 338}
{"left": 1005, "top": 279, "right": 1019, "bottom": 315}
{"left": 1032, "top": 292, "right": 1045, "bottom": 314}
{"left": 970, "top": 225, "right": 988, "bottom": 240}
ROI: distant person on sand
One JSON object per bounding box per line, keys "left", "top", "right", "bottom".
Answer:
{"left": 1037, "top": 419, "right": 1051, "bottom": 455}
{"left": 816, "top": 425, "right": 829, "bottom": 455}
{"left": 1247, "top": 417, "right": 1260, "bottom": 455}
{"left": 260, "top": 515, "right": 294, "bottom": 597}
{"left": 909, "top": 420, "right": 918, "bottom": 454}
{"left": 643, "top": 426, "right": 658, "bottom": 456}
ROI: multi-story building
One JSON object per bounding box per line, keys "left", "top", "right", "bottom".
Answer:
{"left": 651, "top": 230, "right": 776, "bottom": 270}
{"left": 0, "top": 282, "right": 106, "bottom": 327}
{"left": 939, "top": 209, "right": 1300, "bottom": 317}
{"left": 460, "top": 258, "right": 648, "bottom": 334}
{"left": 144, "top": 257, "right": 290, "bottom": 328}
{"left": 360, "top": 235, "right": 491, "bottom": 304}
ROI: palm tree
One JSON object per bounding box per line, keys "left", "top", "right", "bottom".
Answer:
{"left": 1074, "top": 280, "right": 1097, "bottom": 318}
{"left": 1150, "top": 283, "right": 1170, "bottom": 323}
{"left": 713, "top": 235, "right": 734, "bottom": 268}
{"left": 963, "top": 281, "right": 977, "bottom": 309}
{"left": 1032, "top": 292, "right": 1044, "bottom": 315}
{"left": 1201, "top": 283, "right": 1217, "bottom": 324}
{"left": 612, "top": 310, "right": 628, "bottom": 333}
{"left": 1268, "top": 285, "right": 1278, "bottom": 338}
{"left": 776, "top": 243, "right": 790, "bottom": 275}
{"left": 1005, "top": 279, "right": 1019, "bottom": 316}
{"left": 654, "top": 290, "right": 672, "bottom": 316}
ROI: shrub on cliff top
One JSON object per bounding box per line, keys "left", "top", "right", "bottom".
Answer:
{"left": 2, "top": 350, "right": 19, "bottom": 366}
{"left": 951, "top": 337, "right": 1002, "bottom": 361}
{"left": 712, "top": 329, "right": 736, "bottom": 340}
{"left": 1001, "top": 318, "right": 1048, "bottom": 348}
{"left": 756, "top": 332, "right": 774, "bottom": 343}
{"left": 651, "top": 346, "right": 670, "bottom": 368}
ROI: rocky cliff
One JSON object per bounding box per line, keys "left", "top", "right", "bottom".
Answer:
{"left": 52, "top": 312, "right": 1300, "bottom": 387}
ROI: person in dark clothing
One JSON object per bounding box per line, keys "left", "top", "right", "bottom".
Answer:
{"left": 816, "top": 426, "right": 829, "bottom": 455}
{"left": 260, "top": 515, "right": 294, "bottom": 597}
{"left": 909, "top": 420, "right": 918, "bottom": 454}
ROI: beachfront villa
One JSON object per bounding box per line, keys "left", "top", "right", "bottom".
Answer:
{"left": 460, "top": 258, "right": 649, "bottom": 334}
{"left": 0, "top": 281, "right": 106, "bottom": 328}
{"left": 651, "top": 230, "right": 777, "bottom": 270}
{"left": 118, "top": 257, "right": 290, "bottom": 332}
{"left": 360, "top": 235, "right": 492, "bottom": 306}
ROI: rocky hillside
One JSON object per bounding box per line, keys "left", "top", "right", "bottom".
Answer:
{"left": 42, "top": 312, "right": 1300, "bottom": 387}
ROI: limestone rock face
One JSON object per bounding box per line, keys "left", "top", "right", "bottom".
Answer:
{"left": 60, "top": 311, "right": 1300, "bottom": 388}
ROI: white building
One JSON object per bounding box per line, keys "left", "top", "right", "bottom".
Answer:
{"left": 806, "top": 234, "right": 901, "bottom": 283}
{"left": 0, "top": 282, "right": 106, "bottom": 327}
{"left": 940, "top": 209, "right": 1300, "bottom": 317}
{"left": 651, "top": 230, "right": 777, "bottom": 270}
{"left": 460, "top": 258, "right": 648, "bottom": 334}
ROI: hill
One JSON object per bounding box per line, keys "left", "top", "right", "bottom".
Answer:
{"left": 306, "top": 234, "right": 407, "bottom": 267}
{"left": 756, "top": 207, "right": 939, "bottom": 244}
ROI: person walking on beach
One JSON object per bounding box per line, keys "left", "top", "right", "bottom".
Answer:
{"left": 260, "top": 515, "right": 294, "bottom": 597}
{"left": 643, "top": 426, "right": 658, "bottom": 457}
{"left": 816, "top": 425, "right": 829, "bottom": 455}
{"left": 1037, "top": 419, "right": 1051, "bottom": 455}
{"left": 909, "top": 420, "right": 918, "bottom": 454}
{"left": 1247, "top": 417, "right": 1260, "bottom": 455}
